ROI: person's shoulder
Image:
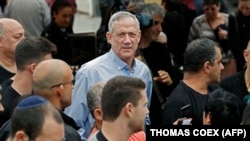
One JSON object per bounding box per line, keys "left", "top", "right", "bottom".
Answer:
{"left": 128, "top": 131, "right": 145, "bottom": 141}
{"left": 59, "top": 111, "right": 80, "bottom": 130}
{"left": 37, "top": 0, "right": 49, "bottom": 5}
{"left": 193, "top": 14, "right": 205, "bottom": 23}
{"left": 135, "top": 59, "right": 150, "bottom": 71}
{"left": 0, "top": 119, "right": 11, "bottom": 141}
{"left": 64, "top": 123, "right": 81, "bottom": 141}
{"left": 80, "top": 54, "right": 109, "bottom": 70}
{"left": 1, "top": 79, "right": 13, "bottom": 93}
{"left": 2, "top": 86, "right": 16, "bottom": 97}
{"left": 41, "top": 24, "right": 53, "bottom": 36}
{"left": 221, "top": 12, "right": 229, "bottom": 17}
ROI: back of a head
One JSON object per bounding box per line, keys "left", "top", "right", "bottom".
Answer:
{"left": 205, "top": 88, "right": 243, "bottom": 125}
{"left": 15, "top": 37, "right": 56, "bottom": 71}
{"left": 87, "top": 81, "right": 106, "bottom": 117}
{"left": 9, "top": 95, "right": 63, "bottom": 140}
{"left": 101, "top": 76, "right": 146, "bottom": 121}
{"left": 184, "top": 38, "right": 219, "bottom": 73}
{"left": 32, "top": 59, "right": 71, "bottom": 98}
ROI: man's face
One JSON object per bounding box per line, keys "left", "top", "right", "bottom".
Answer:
{"left": 209, "top": 47, "right": 224, "bottom": 83}
{"left": 106, "top": 17, "right": 141, "bottom": 62}
{"left": 60, "top": 67, "right": 74, "bottom": 108}
{"left": 239, "top": 1, "right": 250, "bottom": 16}
{"left": 1, "top": 21, "right": 25, "bottom": 58}
{"left": 129, "top": 89, "right": 149, "bottom": 132}
{"left": 142, "top": 15, "right": 163, "bottom": 42}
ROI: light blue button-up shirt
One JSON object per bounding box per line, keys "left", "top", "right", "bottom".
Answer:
{"left": 64, "top": 49, "right": 153, "bottom": 141}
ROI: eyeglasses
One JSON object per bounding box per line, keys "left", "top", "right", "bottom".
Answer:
{"left": 50, "top": 79, "right": 75, "bottom": 88}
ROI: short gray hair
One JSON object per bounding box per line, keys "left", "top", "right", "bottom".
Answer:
{"left": 108, "top": 11, "right": 140, "bottom": 33}
{"left": 87, "top": 81, "right": 106, "bottom": 116}
{"left": 137, "top": 3, "right": 165, "bottom": 18}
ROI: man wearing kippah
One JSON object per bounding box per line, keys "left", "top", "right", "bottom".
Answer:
{"left": 7, "top": 95, "right": 65, "bottom": 141}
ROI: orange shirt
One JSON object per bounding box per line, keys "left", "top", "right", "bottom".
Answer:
{"left": 87, "top": 128, "right": 146, "bottom": 141}
{"left": 128, "top": 131, "right": 146, "bottom": 141}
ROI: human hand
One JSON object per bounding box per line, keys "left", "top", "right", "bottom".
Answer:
{"left": 153, "top": 70, "right": 173, "bottom": 86}
{"left": 218, "top": 27, "right": 228, "bottom": 40}
{"left": 0, "top": 94, "right": 4, "bottom": 112}
{"left": 173, "top": 118, "right": 192, "bottom": 125}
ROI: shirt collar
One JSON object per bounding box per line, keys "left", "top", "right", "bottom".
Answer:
{"left": 108, "top": 49, "right": 136, "bottom": 72}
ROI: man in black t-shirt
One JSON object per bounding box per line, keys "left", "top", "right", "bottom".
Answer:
{"left": 0, "top": 37, "right": 56, "bottom": 127}
{"left": 162, "top": 38, "right": 224, "bottom": 125}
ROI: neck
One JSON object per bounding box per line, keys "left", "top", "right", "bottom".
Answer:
{"left": 0, "top": 54, "right": 16, "bottom": 73}
{"left": 183, "top": 72, "right": 209, "bottom": 94}
{"left": 96, "top": 120, "right": 102, "bottom": 130}
{"left": 11, "top": 71, "right": 33, "bottom": 95}
{"left": 101, "top": 120, "right": 132, "bottom": 141}
{"left": 50, "top": 98, "right": 63, "bottom": 110}
{"left": 207, "top": 13, "right": 221, "bottom": 22}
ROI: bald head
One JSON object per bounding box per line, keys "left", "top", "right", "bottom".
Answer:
{"left": 0, "top": 18, "right": 25, "bottom": 59}
{"left": 0, "top": 18, "right": 24, "bottom": 38}
{"left": 32, "top": 59, "right": 73, "bottom": 97}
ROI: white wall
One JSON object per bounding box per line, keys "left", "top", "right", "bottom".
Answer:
{"left": 76, "top": 0, "right": 100, "bottom": 17}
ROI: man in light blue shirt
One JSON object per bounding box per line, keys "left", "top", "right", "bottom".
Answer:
{"left": 64, "top": 11, "right": 152, "bottom": 141}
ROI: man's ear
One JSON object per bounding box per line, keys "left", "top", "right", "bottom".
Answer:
{"left": 137, "top": 31, "right": 141, "bottom": 44}
{"left": 94, "top": 108, "right": 103, "bottom": 121}
{"left": 15, "top": 130, "right": 29, "bottom": 140}
{"left": 243, "top": 49, "right": 249, "bottom": 62}
{"left": 106, "top": 32, "right": 112, "bottom": 45}
{"left": 29, "top": 63, "right": 37, "bottom": 73}
{"left": 203, "top": 61, "right": 210, "bottom": 74}
{"left": 124, "top": 103, "right": 134, "bottom": 118}
{"left": 55, "top": 85, "right": 64, "bottom": 97}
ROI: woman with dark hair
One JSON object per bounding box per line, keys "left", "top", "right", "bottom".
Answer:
{"left": 188, "top": 0, "right": 235, "bottom": 80}
{"left": 41, "top": 0, "right": 73, "bottom": 65}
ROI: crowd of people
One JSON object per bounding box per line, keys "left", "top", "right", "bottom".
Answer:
{"left": 1, "top": 0, "right": 250, "bottom": 141}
